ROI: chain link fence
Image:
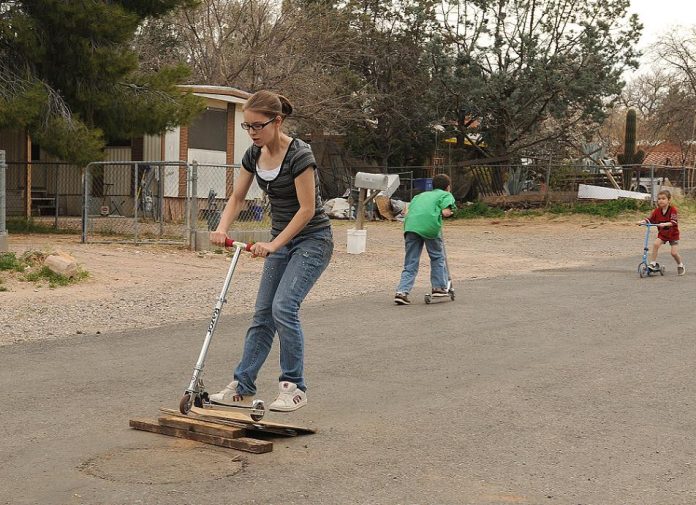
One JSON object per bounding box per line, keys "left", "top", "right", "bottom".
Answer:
{"left": 191, "top": 162, "right": 271, "bottom": 238}
{"left": 4, "top": 161, "right": 84, "bottom": 232}
{"left": 82, "top": 161, "right": 191, "bottom": 243}
{"left": 5, "top": 156, "right": 696, "bottom": 243}
{"left": 335, "top": 163, "right": 696, "bottom": 206}
{"left": 82, "top": 161, "right": 272, "bottom": 245}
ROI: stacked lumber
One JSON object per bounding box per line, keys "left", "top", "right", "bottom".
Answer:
{"left": 130, "top": 415, "right": 273, "bottom": 454}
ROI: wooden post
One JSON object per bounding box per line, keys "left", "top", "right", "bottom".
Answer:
{"left": 602, "top": 167, "right": 620, "bottom": 189}
{"left": 543, "top": 158, "right": 552, "bottom": 206}
{"left": 356, "top": 188, "right": 366, "bottom": 230}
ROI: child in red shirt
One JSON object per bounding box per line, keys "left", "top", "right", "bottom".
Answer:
{"left": 637, "top": 189, "right": 685, "bottom": 275}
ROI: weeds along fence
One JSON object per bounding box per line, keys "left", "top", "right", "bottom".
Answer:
{"left": 81, "top": 161, "right": 271, "bottom": 245}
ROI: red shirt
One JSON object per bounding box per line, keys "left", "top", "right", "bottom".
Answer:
{"left": 648, "top": 205, "right": 679, "bottom": 241}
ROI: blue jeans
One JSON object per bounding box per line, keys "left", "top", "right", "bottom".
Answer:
{"left": 396, "top": 232, "right": 448, "bottom": 294}
{"left": 234, "top": 227, "right": 333, "bottom": 395}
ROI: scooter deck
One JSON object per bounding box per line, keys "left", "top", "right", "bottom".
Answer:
{"left": 161, "top": 406, "right": 316, "bottom": 436}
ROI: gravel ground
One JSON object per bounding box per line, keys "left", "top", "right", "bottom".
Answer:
{"left": 1, "top": 217, "right": 691, "bottom": 346}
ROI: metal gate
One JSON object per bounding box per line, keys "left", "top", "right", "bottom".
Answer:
{"left": 82, "top": 161, "right": 191, "bottom": 244}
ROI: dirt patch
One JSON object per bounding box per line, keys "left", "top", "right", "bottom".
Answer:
{"left": 1, "top": 217, "right": 688, "bottom": 345}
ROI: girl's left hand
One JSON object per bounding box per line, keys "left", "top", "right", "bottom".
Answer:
{"left": 250, "top": 241, "right": 276, "bottom": 258}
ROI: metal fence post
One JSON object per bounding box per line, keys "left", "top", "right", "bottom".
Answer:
{"left": 409, "top": 170, "right": 413, "bottom": 201}
{"left": 54, "top": 164, "right": 60, "bottom": 229}
{"left": 158, "top": 165, "right": 164, "bottom": 239}
{"left": 81, "top": 165, "right": 89, "bottom": 243}
{"left": 134, "top": 162, "right": 140, "bottom": 243}
{"left": 650, "top": 165, "right": 656, "bottom": 204}
{"left": 189, "top": 161, "right": 198, "bottom": 249}
{"left": 0, "top": 150, "right": 8, "bottom": 252}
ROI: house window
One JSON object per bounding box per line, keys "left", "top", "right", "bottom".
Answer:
{"left": 189, "top": 108, "right": 227, "bottom": 151}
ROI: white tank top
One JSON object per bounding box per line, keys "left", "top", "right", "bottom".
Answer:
{"left": 256, "top": 164, "right": 281, "bottom": 181}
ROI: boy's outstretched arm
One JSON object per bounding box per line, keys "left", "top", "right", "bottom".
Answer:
{"left": 442, "top": 208, "right": 453, "bottom": 218}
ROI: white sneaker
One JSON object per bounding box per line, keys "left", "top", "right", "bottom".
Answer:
{"left": 678, "top": 264, "right": 686, "bottom": 276}
{"left": 269, "top": 381, "right": 307, "bottom": 412}
{"left": 209, "top": 381, "right": 255, "bottom": 407}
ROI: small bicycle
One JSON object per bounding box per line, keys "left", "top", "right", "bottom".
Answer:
{"left": 637, "top": 223, "right": 665, "bottom": 278}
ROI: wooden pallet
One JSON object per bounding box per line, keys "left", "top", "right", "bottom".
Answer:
{"left": 130, "top": 415, "right": 273, "bottom": 453}
{"left": 130, "top": 407, "right": 316, "bottom": 454}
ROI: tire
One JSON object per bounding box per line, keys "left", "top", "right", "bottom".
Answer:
{"left": 250, "top": 399, "right": 266, "bottom": 422}
{"left": 179, "top": 393, "right": 192, "bottom": 415}
{"left": 638, "top": 263, "right": 648, "bottom": 278}
{"left": 424, "top": 294, "right": 431, "bottom": 304}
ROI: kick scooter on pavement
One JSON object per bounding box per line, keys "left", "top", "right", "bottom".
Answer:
{"left": 637, "top": 222, "right": 665, "bottom": 278}
{"left": 179, "top": 238, "right": 266, "bottom": 421}
{"left": 425, "top": 235, "right": 455, "bottom": 304}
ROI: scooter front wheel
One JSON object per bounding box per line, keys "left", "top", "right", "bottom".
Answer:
{"left": 424, "top": 294, "right": 432, "bottom": 304}
{"left": 638, "top": 263, "right": 648, "bottom": 278}
{"left": 179, "top": 393, "right": 193, "bottom": 415}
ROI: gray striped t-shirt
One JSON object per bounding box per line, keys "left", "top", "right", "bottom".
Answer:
{"left": 242, "top": 138, "right": 331, "bottom": 237}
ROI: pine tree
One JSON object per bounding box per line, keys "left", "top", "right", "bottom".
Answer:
{"left": 0, "top": 0, "right": 202, "bottom": 164}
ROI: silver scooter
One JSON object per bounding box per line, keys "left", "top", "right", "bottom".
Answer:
{"left": 179, "top": 238, "right": 266, "bottom": 421}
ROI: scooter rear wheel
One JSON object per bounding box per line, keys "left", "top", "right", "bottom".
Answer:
{"left": 424, "top": 294, "right": 432, "bottom": 304}
{"left": 250, "top": 399, "right": 266, "bottom": 422}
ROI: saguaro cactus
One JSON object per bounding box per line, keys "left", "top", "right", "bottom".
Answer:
{"left": 617, "top": 109, "right": 645, "bottom": 188}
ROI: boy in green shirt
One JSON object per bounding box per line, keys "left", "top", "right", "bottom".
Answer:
{"left": 395, "top": 174, "right": 456, "bottom": 305}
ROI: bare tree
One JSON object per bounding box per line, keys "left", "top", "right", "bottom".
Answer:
{"left": 135, "top": 0, "right": 365, "bottom": 133}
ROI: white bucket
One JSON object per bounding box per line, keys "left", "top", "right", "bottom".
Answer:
{"left": 346, "top": 228, "right": 367, "bottom": 254}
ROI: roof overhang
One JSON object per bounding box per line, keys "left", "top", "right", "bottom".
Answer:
{"left": 193, "top": 92, "right": 247, "bottom": 105}
{"left": 177, "top": 85, "right": 250, "bottom": 104}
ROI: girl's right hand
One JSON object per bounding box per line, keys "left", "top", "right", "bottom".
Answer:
{"left": 210, "top": 230, "right": 228, "bottom": 246}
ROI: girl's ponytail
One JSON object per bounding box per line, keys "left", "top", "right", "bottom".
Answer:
{"left": 278, "top": 95, "right": 293, "bottom": 117}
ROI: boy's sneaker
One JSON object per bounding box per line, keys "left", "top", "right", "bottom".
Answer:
{"left": 431, "top": 287, "right": 449, "bottom": 297}
{"left": 209, "top": 381, "right": 255, "bottom": 407}
{"left": 394, "top": 292, "right": 411, "bottom": 305}
{"left": 648, "top": 263, "right": 660, "bottom": 272}
{"left": 678, "top": 264, "right": 686, "bottom": 276}
{"left": 269, "top": 382, "right": 307, "bottom": 412}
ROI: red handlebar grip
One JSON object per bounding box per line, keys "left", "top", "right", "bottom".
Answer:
{"left": 224, "top": 238, "right": 254, "bottom": 252}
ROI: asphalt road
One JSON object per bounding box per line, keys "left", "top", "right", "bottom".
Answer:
{"left": 1, "top": 251, "right": 695, "bottom": 505}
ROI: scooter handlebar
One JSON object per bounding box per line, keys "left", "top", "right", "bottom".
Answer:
{"left": 639, "top": 222, "right": 659, "bottom": 227}
{"left": 224, "top": 238, "right": 254, "bottom": 252}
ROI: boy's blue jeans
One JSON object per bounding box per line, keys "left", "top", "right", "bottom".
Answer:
{"left": 233, "top": 227, "right": 333, "bottom": 395}
{"left": 396, "top": 232, "right": 448, "bottom": 294}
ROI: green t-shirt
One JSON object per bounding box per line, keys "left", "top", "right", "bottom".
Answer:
{"left": 404, "top": 189, "right": 456, "bottom": 239}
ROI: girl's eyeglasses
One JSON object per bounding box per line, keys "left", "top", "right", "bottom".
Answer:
{"left": 241, "top": 117, "right": 276, "bottom": 131}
